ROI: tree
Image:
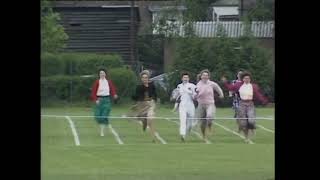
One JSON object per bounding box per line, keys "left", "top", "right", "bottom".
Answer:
{"left": 151, "top": 0, "right": 219, "bottom": 38}
{"left": 247, "top": 0, "right": 274, "bottom": 21}
{"left": 147, "top": 0, "right": 274, "bottom": 102}
{"left": 170, "top": 34, "right": 240, "bottom": 84}
{"left": 136, "top": 35, "right": 164, "bottom": 75}
{"left": 169, "top": 20, "right": 273, "bottom": 102}
{"left": 183, "top": 0, "right": 219, "bottom": 21}
{"left": 41, "top": 0, "right": 68, "bottom": 53}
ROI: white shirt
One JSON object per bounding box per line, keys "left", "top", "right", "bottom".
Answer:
{"left": 177, "top": 82, "right": 196, "bottom": 105}
{"left": 97, "top": 78, "right": 110, "bottom": 96}
{"left": 239, "top": 83, "right": 253, "bottom": 100}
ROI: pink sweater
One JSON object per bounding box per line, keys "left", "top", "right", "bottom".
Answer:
{"left": 196, "top": 80, "right": 224, "bottom": 105}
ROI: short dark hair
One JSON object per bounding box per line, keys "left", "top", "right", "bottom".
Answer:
{"left": 181, "top": 72, "right": 190, "bottom": 78}
{"left": 98, "top": 68, "right": 108, "bottom": 77}
{"left": 240, "top": 71, "right": 252, "bottom": 80}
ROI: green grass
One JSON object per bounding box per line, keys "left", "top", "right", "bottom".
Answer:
{"left": 41, "top": 105, "right": 274, "bottom": 180}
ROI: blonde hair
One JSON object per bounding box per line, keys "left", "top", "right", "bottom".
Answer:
{"left": 140, "top": 70, "right": 150, "bottom": 78}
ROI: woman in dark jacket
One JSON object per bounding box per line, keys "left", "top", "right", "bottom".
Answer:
{"left": 129, "top": 70, "right": 158, "bottom": 142}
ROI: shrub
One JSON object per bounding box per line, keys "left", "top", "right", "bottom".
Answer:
{"left": 41, "top": 68, "right": 138, "bottom": 106}
{"left": 41, "top": 52, "right": 124, "bottom": 76}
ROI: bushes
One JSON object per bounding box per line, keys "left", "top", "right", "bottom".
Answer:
{"left": 41, "top": 52, "right": 65, "bottom": 76}
{"left": 41, "top": 68, "right": 137, "bottom": 105}
{"left": 41, "top": 75, "right": 94, "bottom": 104}
{"left": 41, "top": 52, "right": 137, "bottom": 106}
{"left": 41, "top": 52, "right": 124, "bottom": 76}
{"left": 61, "top": 53, "right": 124, "bottom": 75}
{"left": 169, "top": 35, "right": 274, "bottom": 103}
{"left": 108, "top": 68, "right": 137, "bottom": 98}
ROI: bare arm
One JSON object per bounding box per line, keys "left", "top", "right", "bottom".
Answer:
{"left": 212, "top": 82, "right": 224, "bottom": 98}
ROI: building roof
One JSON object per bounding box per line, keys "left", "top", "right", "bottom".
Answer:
{"left": 148, "top": 5, "right": 187, "bottom": 12}
{"left": 52, "top": 1, "right": 138, "bottom": 8}
{"left": 212, "top": 0, "right": 239, "bottom": 6}
{"left": 52, "top": 1, "right": 179, "bottom": 8}
{"left": 213, "top": 7, "right": 239, "bottom": 16}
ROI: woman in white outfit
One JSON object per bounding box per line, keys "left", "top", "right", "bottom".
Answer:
{"left": 176, "top": 73, "right": 197, "bottom": 142}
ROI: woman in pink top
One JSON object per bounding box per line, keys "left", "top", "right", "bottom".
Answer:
{"left": 195, "top": 69, "right": 224, "bottom": 142}
{"left": 222, "top": 71, "right": 268, "bottom": 143}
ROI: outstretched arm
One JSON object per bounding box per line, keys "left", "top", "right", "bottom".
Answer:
{"left": 253, "top": 84, "right": 268, "bottom": 105}
{"left": 212, "top": 82, "right": 224, "bottom": 98}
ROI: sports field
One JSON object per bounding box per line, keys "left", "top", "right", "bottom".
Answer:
{"left": 41, "top": 105, "right": 274, "bottom": 180}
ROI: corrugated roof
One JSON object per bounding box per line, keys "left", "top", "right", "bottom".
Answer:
{"left": 212, "top": 0, "right": 239, "bottom": 6}
{"left": 52, "top": 1, "right": 137, "bottom": 8}
{"left": 148, "top": 5, "right": 187, "bottom": 12}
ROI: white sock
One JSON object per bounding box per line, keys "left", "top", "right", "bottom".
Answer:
{"left": 100, "top": 124, "right": 105, "bottom": 136}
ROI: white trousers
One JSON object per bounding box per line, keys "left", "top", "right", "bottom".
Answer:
{"left": 179, "top": 102, "right": 195, "bottom": 136}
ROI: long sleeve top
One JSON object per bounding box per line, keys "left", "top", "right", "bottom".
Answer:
{"left": 224, "top": 81, "right": 268, "bottom": 104}
{"left": 132, "top": 82, "right": 157, "bottom": 102}
{"left": 91, "top": 79, "right": 117, "bottom": 101}
{"left": 196, "top": 80, "right": 224, "bottom": 105}
{"left": 177, "top": 82, "right": 196, "bottom": 106}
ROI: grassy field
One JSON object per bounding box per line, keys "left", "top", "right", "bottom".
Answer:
{"left": 41, "top": 104, "right": 274, "bottom": 180}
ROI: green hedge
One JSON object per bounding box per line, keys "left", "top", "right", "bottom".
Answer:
{"left": 41, "top": 75, "right": 94, "bottom": 105}
{"left": 108, "top": 68, "right": 137, "bottom": 98}
{"left": 41, "top": 52, "right": 65, "bottom": 76}
{"left": 62, "top": 53, "right": 124, "bottom": 75}
{"left": 41, "top": 68, "right": 137, "bottom": 106}
{"left": 41, "top": 52, "right": 124, "bottom": 76}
